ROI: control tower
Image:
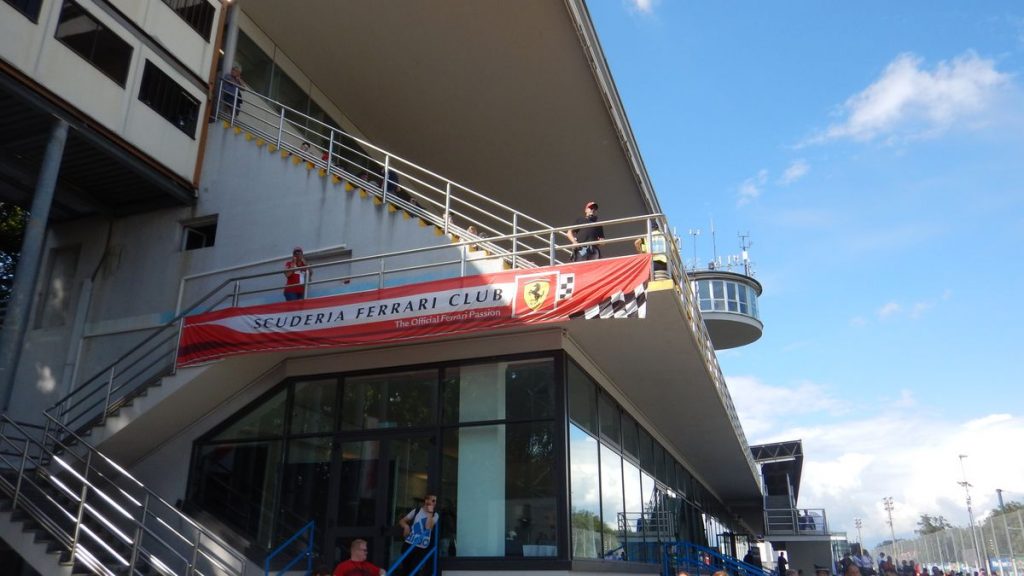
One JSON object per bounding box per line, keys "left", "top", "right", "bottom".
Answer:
{"left": 688, "top": 233, "right": 763, "bottom": 349}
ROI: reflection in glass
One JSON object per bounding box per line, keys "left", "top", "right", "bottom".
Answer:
{"left": 336, "top": 441, "right": 380, "bottom": 527}
{"left": 214, "top": 387, "right": 287, "bottom": 440}
{"left": 569, "top": 425, "right": 601, "bottom": 559}
{"left": 598, "top": 394, "right": 620, "bottom": 447}
{"left": 442, "top": 359, "right": 553, "bottom": 424}
{"left": 342, "top": 370, "right": 435, "bottom": 430}
{"left": 600, "top": 445, "right": 624, "bottom": 558}
{"left": 280, "top": 437, "right": 332, "bottom": 541}
{"left": 291, "top": 378, "right": 337, "bottom": 434}
{"left": 567, "top": 362, "right": 597, "bottom": 435}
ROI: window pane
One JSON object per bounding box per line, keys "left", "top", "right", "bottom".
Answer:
{"left": 442, "top": 358, "right": 553, "bottom": 424}
{"left": 189, "top": 440, "right": 281, "bottom": 547}
{"left": 336, "top": 440, "right": 380, "bottom": 527}
{"left": 138, "top": 60, "right": 200, "bottom": 137}
{"left": 726, "top": 282, "right": 737, "bottom": 300}
{"left": 712, "top": 281, "right": 724, "bottom": 299}
{"left": 622, "top": 458, "right": 643, "bottom": 539}
{"left": 290, "top": 378, "right": 337, "bottom": 434}
{"left": 639, "top": 428, "right": 654, "bottom": 472}
{"left": 212, "top": 387, "right": 287, "bottom": 440}
{"left": 342, "top": 369, "right": 435, "bottom": 430}
{"left": 161, "top": 0, "right": 214, "bottom": 40}
{"left": 442, "top": 422, "right": 559, "bottom": 558}
{"left": 55, "top": 1, "right": 133, "bottom": 86}
{"left": 567, "top": 361, "right": 597, "bottom": 434}
{"left": 600, "top": 445, "right": 624, "bottom": 559}
{"left": 598, "top": 394, "right": 620, "bottom": 447}
{"left": 569, "top": 425, "right": 601, "bottom": 559}
{"left": 621, "top": 414, "right": 639, "bottom": 460}
{"left": 4, "top": 0, "right": 43, "bottom": 22}
{"left": 279, "top": 437, "right": 331, "bottom": 542}
{"left": 234, "top": 31, "right": 273, "bottom": 94}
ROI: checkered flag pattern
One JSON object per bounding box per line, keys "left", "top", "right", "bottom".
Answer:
{"left": 557, "top": 274, "right": 575, "bottom": 301}
{"left": 569, "top": 282, "right": 647, "bottom": 320}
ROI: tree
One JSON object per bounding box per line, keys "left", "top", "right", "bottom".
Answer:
{"left": 990, "top": 500, "right": 1023, "bottom": 517}
{"left": 0, "top": 202, "right": 29, "bottom": 305}
{"left": 916, "top": 514, "right": 952, "bottom": 535}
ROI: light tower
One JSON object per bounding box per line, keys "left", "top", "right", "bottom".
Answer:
{"left": 883, "top": 497, "right": 898, "bottom": 559}
{"left": 959, "top": 455, "right": 985, "bottom": 572}
{"left": 855, "top": 517, "right": 863, "bottom": 546}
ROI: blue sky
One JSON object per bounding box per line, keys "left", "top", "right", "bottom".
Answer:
{"left": 589, "top": 0, "right": 1024, "bottom": 546}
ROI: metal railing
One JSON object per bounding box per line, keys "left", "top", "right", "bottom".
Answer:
{"left": 764, "top": 507, "right": 829, "bottom": 536}
{"left": 0, "top": 413, "right": 249, "bottom": 576}
{"left": 264, "top": 520, "right": 314, "bottom": 576}
{"left": 668, "top": 541, "right": 774, "bottom": 576}
{"left": 215, "top": 79, "right": 557, "bottom": 269}
{"left": 387, "top": 522, "right": 438, "bottom": 576}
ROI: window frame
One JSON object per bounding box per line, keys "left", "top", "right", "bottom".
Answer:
{"left": 54, "top": 0, "right": 134, "bottom": 87}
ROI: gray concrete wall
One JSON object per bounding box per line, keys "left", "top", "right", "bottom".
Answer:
{"left": 8, "top": 126, "right": 497, "bottom": 422}
{"left": 785, "top": 540, "right": 836, "bottom": 576}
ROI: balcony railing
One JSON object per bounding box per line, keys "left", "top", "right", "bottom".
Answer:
{"left": 765, "top": 507, "right": 830, "bottom": 536}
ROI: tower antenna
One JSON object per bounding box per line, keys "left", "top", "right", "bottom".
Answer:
{"left": 687, "top": 228, "right": 701, "bottom": 271}
{"left": 738, "top": 232, "right": 753, "bottom": 276}
{"left": 709, "top": 217, "right": 719, "bottom": 270}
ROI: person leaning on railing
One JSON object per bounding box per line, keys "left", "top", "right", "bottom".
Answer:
{"left": 566, "top": 201, "right": 604, "bottom": 261}
{"left": 221, "top": 63, "right": 249, "bottom": 117}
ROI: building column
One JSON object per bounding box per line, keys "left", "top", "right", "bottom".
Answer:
{"left": 0, "top": 118, "right": 69, "bottom": 412}
{"left": 220, "top": 0, "right": 242, "bottom": 76}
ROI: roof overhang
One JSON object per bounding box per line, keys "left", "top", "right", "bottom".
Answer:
{"left": 565, "top": 280, "right": 763, "bottom": 506}
{"left": 238, "top": 0, "right": 658, "bottom": 230}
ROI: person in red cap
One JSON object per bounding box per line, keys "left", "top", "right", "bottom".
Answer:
{"left": 283, "top": 246, "right": 311, "bottom": 300}
{"left": 567, "top": 201, "right": 604, "bottom": 261}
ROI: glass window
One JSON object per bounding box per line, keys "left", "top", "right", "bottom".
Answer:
{"left": 621, "top": 414, "right": 639, "bottom": 460}
{"left": 138, "top": 60, "right": 200, "bottom": 137}
{"left": 160, "top": 0, "right": 215, "bottom": 40}
{"left": 4, "top": 0, "right": 43, "bottom": 22}
{"left": 569, "top": 425, "right": 601, "bottom": 559}
{"left": 342, "top": 369, "right": 435, "bottom": 430}
{"left": 621, "top": 458, "right": 643, "bottom": 534}
{"left": 442, "top": 421, "right": 558, "bottom": 558}
{"left": 212, "top": 387, "right": 288, "bottom": 440}
{"left": 598, "top": 394, "right": 620, "bottom": 447}
{"left": 653, "top": 442, "right": 666, "bottom": 485}
{"left": 290, "top": 378, "right": 337, "bottom": 435}
{"left": 443, "top": 358, "right": 553, "bottom": 424}
{"left": 567, "top": 361, "right": 597, "bottom": 434}
{"left": 336, "top": 440, "right": 380, "bottom": 528}
{"left": 271, "top": 67, "right": 308, "bottom": 117}
{"left": 189, "top": 439, "right": 282, "bottom": 547}
{"left": 279, "top": 436, "right": 331, "bottom": 541}
{"left": 234, "top": 31, "right": 273, "bottom": 94}
{"left": 182, "top": 217, "right": 217, "bottom": 250}
{"left": 55, "top": 1, "right": 133, "bottom": 86}
{"left": 639, "top": 428, "right": 654, "bottom": 472}
{"left": 600, "top": 444, "right": 624, "bottom": 558}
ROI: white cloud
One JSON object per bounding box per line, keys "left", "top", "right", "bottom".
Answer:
{"left": 813, "top": 51, "right": 1010, "bottom": 144}
{"left": 877, "top": 301, "right": 901, "bottom": 319}
{"left": 849, "top": 316, "right": 867, "bottom": 327}
{"left": 626, "top": 0, "right": 655, "bottom": 14}
{"left": 736, "top": 170, "right": 768, "bottom": 207}
{"left": 730, "top": 375, "right": 1024, "bottom": 545}
{"left": 779, "top": 159, "right": 810, "bottom": 185}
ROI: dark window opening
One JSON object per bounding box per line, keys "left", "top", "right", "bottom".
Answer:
{"left": 54, "top": 0, "right": 133, "bottom": 87}
{"left": 160, "top": 0, "right": 215, "bottom": 41}
{"left": 182, "top": 218, "right": 217, "bottom": 250}
{"left": 3, "top": 0, "right": 43, "bottom": 22}
{"left": 139, "top": 60, "right": 200, "bottom": 138}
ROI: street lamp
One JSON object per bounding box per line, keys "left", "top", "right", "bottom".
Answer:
{"left": 855, "top": 518, "right": 863, "bottom": 547}
{"left": 883, "top": 497, "right": 899, "bottom": 559}
{"left": 958, "top": 454, "right": 985, "bottom": 573}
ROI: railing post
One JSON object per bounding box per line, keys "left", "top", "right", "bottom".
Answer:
{"left": 70, "top": 451, "right": 93, "bottom": 564}
{"left": 229, "top": 86, "right": 239, "bottom": 127}
{"left": 276, "top": 106, "right": 286, "bottom": 150}
{"left": 214, "top": 81, "right": 224, "bottom": 124}
{"left": 101, "top": 366, "right": 116, "bottom": 426}
{"left": 190, "top": 530, "right": 202, "bottom": 575}
{"left": 443, "top": 182, "right": 451, "bottom": 234}
{"left": 231, "top": 280, "right": 241, "bottom": 307}
{"left": 511, "top": 212, "right": 519, "bottom": 269}
{"left": 326, "top": 130, "right": 335, "bottom": 173}
{"left": 129, "top": 493, "right": 149, "bottom": 574}
{"left": 378, "top": 259, "right": 386, "bottom": 290}
{"left": 12, "top": 438, "right": 29, "bottom": 509}
{"left": 171, "top": 317, "right": 185, "bottom": 376}
{"left": 382, "top": 155, "right": 391, "bottom": 204}
{"left": 549, "top": 231, "right": 556, "bottom": 266}
{"left": 460, "top": 244, "right": 467, "bottom": 277}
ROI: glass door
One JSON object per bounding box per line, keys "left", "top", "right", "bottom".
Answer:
{"left": 326, "top": 435, "right": 436, "bottom": 569}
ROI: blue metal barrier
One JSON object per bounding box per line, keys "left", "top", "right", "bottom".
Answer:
{"left": 265, "top": 520, "right": 316, "bottom": 576}
{"left": 386, "top": 523, "right": 439, "bottom": 576}
{"left": 665, "top": 541, "right": 773, "bottom": 576}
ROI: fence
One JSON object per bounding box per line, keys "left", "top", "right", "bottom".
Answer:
{"left": 876, "top": 510, "right": 1024, "bottom": 575}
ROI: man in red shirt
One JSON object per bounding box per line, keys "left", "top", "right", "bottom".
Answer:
{"left": 333, "top": 539, "right": 385, "bottom": 576}
{"left": 283, "top": 246, "right": 310, "bottom": 301}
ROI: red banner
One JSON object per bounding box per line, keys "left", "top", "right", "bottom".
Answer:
{"left": 176, "top": 254, "right": 651, "bottom": 367}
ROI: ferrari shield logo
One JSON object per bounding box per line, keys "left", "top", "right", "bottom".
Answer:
{"left": 522, "top": 280, "right": 551, "bottom": 311}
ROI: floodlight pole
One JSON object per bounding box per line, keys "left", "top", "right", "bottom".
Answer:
{"left": 959, "top": 455, "right": 985, "bottom": 573}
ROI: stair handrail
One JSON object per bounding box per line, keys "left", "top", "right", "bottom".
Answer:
{"left": 264, "top": 519, "right": 315, "bottom": 576}
{"left": 0, "top": 413, "right": 250, "bottom": 575}
{"left": 386, "top": 521, "right": 439, "bottom": 576}
{"left": 216, "top": 79, "right": 556, "bottom": 264}
{"left": 667, "top": 540, "right": 774, "bottom": 576}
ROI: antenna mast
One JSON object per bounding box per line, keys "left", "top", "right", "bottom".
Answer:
{"left": 738, "top": 233, "right": 753, "bottom": 276}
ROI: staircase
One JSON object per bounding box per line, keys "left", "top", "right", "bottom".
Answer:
{"left": 668, "top": 541, "right": 774, "bottom": 576}
{"left": 0, "top": 414, "right": 250, "bottom": 575}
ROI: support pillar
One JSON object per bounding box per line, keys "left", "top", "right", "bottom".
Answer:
{"left": 0, "top": 118, "right": 69, "bottom": 411}
{"left": 220, "top": 0, "right": 241, "bottom": 76}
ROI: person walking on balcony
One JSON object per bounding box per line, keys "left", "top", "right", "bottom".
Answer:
{"left": 567, "top": 201, "right": 604, "bottom": 261}
{"left": 284, "top": 247, "right": 311, "bottom": 301}
{"left": 333, "top": 539, "right": 385, "bottom": 576}
{"left": 778, "top": 552, "right": 789, "bottom": 576}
